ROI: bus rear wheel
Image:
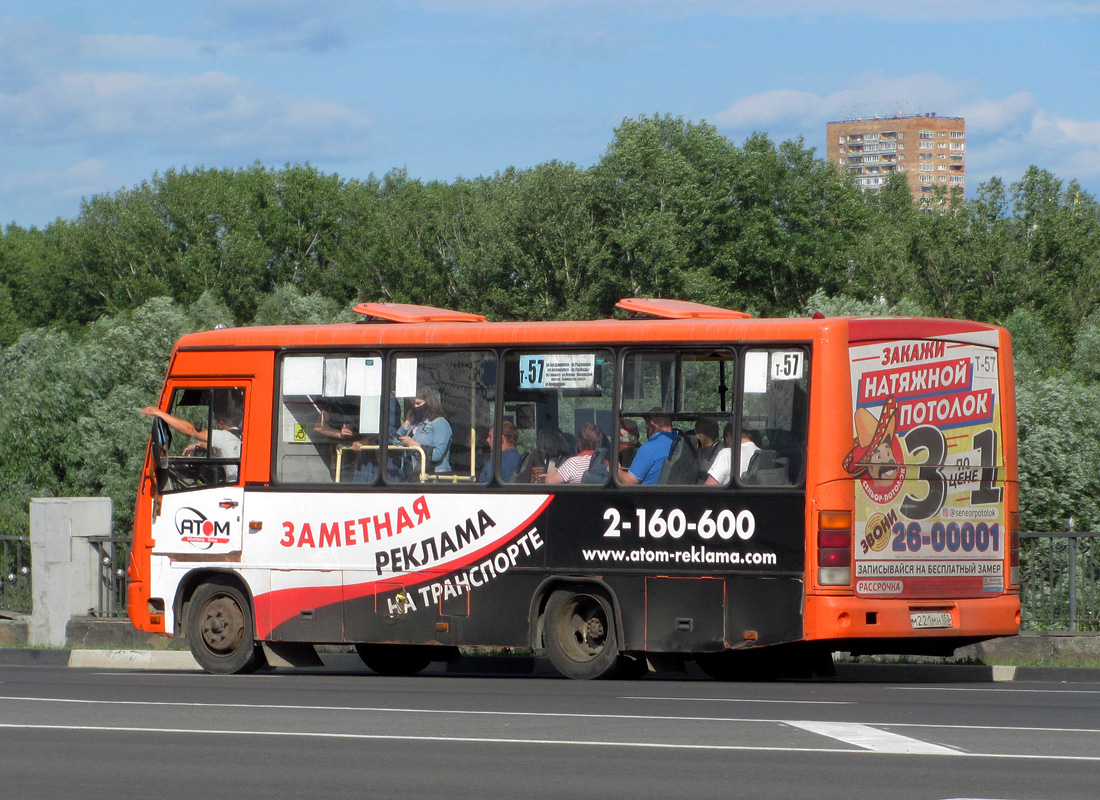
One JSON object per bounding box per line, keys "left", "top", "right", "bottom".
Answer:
{"left": 355, "top": 644, "right": 436, "bottom": 676}
{"left": 544, "top": 588, "right": 622, "bottom": 680}
{"left": 186, "top": 578, "right": 264, "bottom": 675}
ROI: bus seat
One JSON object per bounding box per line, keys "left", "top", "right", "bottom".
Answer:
{"left": 508, "top": 450, "right": 533, "bottom": 483}
{"left": 742, "top": 449, "right": 790, "bottom": 486}
{"left": 581, "top": 447, "right": 610, "bottom": 485}
{"left": 658, "top": 433, "right": 699, "bottom": 485}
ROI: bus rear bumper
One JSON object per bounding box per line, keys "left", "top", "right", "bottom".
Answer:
{"left": 803, "top": 593, "right": 1021, "bottom": 645}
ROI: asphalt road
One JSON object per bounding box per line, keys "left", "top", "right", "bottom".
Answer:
{"left": 1, "top": 664, "right": 1097, "bottom": 799}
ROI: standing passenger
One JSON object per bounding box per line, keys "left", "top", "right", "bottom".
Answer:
{"left": 395, "top": 385, "right": 452, "bottom": 477}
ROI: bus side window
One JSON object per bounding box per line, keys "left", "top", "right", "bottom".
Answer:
{"left": 738, "top": 348, "right": 808, "bottom": 487}
{"left": 620, "top": 350, "right": 735, "bottom": 487}
{"left": 503, "top": 351, "right": 614, "bottom": 486}
{"left": 276, "top": 354, "right": 383, "bottom": 484}
{"left": 385, "top": 351, "right": 496, "bottom": 485}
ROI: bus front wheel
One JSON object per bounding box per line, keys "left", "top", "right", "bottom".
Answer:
{"left": 185, "top": 578, "right": 264, "bottom": 675}
{"left": 543, "top": 588, "right": 621, "bottom": 680}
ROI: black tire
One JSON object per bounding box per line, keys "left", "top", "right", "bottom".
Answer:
{"left": 543, "top": 588, "right": 622, "bottom": 680}
{"left": 355, "top": 644, "right": 436, "bottom": 676}
{"left": 185, "top": 577, "right": 264, "bottom": 675}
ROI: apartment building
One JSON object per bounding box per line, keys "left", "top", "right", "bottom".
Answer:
{"left": 826, "top": 114, "right": 966, "bottom": 205}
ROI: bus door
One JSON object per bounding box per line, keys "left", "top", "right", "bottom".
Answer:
{"left": 149, "top": 385, "right": 249, "bottom": 560}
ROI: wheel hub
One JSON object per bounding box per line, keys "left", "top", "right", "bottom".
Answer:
{"left": 584, "top": 616, "right": 605, "bottom": 647}
{"left": 200, "top": 596, "right": 245, "bottom": 654}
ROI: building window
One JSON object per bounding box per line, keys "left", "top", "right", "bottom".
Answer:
{"left": 919, "top": 130, "right": 933, "bottom": 139}
{"left": 950, "top": 131, "right": 964, "bottom": 139}
{"left": 950, "top": 143, "right": 965, "bottom": 151}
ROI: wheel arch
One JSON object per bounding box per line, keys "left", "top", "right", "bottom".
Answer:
{"left": 174, "top": 568, "right": 257, "bottom": 640}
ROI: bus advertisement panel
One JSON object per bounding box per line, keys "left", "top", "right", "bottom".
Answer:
{"left": 846, "top": 333, "right": 1006, "bottom": 601}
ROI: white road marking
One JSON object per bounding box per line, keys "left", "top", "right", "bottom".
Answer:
{"left": 3, "top": 696, "right": 1100, "bottom": 736}
{"left": 895, "top": 686, "right": 1100, "bottom": 695}
{"left": 0, "top": 721, "right": 1098, "bottom": 761}
{"left": 0, "top": 695, "right": 838, "bottom": 724}
{"left": 785, "top": 720, "right": 960, "bottom": 755}
{"left": 621, "top": 695, "right": 852, "bottom": 705}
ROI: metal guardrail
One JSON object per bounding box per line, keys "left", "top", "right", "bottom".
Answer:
{"left": 0, "top": 534, "right": 32, "bottom": 614}
{"left": 2, "top": 530, "right": 1098, "bottom": 629}
{"left": 88, "top": 536, "right": 130, "bottom": 618}
{"left": 1019, "top": 532, "right": 1100, "bottom": 632}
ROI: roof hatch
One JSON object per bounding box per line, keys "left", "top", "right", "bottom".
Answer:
{"left": 615, "top": 297, "right": 751, "bottom": 320}
{"left": 353, "top": 302, "right": 488, "bottom": 324}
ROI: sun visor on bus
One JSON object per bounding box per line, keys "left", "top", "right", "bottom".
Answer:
{"left": 615, "top": 298, "right": 751, "bottom": 320}
{"left": 353, "top": 302, "right": 488, "bottom": 324}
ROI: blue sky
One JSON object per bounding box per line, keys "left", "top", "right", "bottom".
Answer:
{"left": 2, "top": 1, "right": 1098, "bottom": 228}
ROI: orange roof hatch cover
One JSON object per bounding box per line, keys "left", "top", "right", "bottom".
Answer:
{"left": 353, "top": 302, "right": 488, "bottom": 323}
{"left": 615, "top": 298, "right": 751, "bottom": 320}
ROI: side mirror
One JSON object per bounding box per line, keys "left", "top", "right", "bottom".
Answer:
{"left": 151, "top": 418, "right": 172, "bottom": 469}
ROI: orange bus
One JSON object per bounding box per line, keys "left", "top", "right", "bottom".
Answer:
{"left": 128, "top": 298, "right": 1020, "bottom": 678}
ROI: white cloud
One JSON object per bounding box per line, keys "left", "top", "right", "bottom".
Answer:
{"left": 0, "top": 69, "right": 371, "bottom": 159}
{"left": 956, "top": 92, "right": 1038, "bottom": 132}
{"left": 714, "top": 73, "right": 975, "bottom": 130}
{"left": 415, "top": 0, "right": 1100, "bottom": 21}
{"left": 0, "top": 159, "right": 117, "bottom": 225}
{"left": 81, "top": 34, "right": 209, "bottom": 61}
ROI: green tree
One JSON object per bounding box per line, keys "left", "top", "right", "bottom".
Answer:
{"left": 453, "top": 162, "right": 605, "bottom": 320}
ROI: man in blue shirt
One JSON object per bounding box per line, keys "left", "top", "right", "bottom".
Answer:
{"left": 618, "top": 412, "right": 677, "bottom": 485}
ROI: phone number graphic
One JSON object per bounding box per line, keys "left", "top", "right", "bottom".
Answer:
{"left": 603, "top": 507, "right": 757, "bottom": 541}
{"left": 891, "top": 521, "right": 1001, "bottom": 554}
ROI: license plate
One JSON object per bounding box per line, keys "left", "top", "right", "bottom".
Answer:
{"left": 910, "top": 611, "right": 953, "bottom": 629}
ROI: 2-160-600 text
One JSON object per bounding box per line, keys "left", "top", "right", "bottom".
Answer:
{"left": 602, "top": 507, "right": 756, "bottom": 541}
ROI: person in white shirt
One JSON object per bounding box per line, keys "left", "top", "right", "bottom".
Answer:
{"left": 141, "top": 404, "right": 243, "bottom": 482}
{"left": 706, "top": 426, "right": 760, "bottom": 486}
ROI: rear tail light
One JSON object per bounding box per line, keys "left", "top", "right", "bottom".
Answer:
{"left": 1008, "top": 511, "right": 1020, "bottom": 587}
{"left": 818, "top": 510, "right": 852, "bottom": 586}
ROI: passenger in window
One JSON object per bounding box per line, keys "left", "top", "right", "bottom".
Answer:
{"left": 141, "top": 403, "right": 243, "bottom": 482}
{"left": 618, "top": 411, "right": 677, "bottom": 486}
{"left": 480, "top": 421, "right": 521, "bottom": 483}
{"left": 544, "top": 423, "right": 603, "bottom": 485}
{"left": 531, "top": 427, "right": 568, "bottom": 482}
{"left": 617, "top": 418, "right": 640, "bottom": 469}
{"left": 705, "top": 426, "right": 760, "bottom": 485}
{"left": 395, "top": 385, "right": 452, "bottom": 477}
